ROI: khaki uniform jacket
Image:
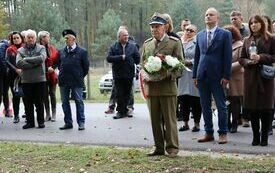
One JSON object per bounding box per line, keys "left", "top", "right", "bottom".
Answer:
{"left": 141, "top": 34, "right": 184, "bottom": 96}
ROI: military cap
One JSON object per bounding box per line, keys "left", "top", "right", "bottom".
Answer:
{"left": 149, "top": 12, "right": 167, "bottom": 25}
{"left": 62, "top": 29, "right": 76, "bottom": 38}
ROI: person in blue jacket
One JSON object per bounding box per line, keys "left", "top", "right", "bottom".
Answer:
{"left": 57, "top": 29, "right": 90, "bottom": 131}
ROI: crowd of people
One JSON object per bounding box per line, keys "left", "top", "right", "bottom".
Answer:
{"left": 0, "top": 29, "right": 89, "bottom": 130}
{"left": 0, "top": 7, "right": 274, "bottom": 157}
{"left": 105, "top": 8, "right": 274, "bottom": 157}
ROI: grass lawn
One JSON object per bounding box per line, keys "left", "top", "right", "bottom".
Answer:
{"left": 0, "top": 142, "right": 274, "bottom": 173}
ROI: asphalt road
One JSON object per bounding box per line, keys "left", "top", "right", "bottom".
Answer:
{"left": 0, "top": 103, "right": 274, "bottom": 155}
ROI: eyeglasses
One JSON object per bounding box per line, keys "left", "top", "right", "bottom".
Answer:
{"left": 186, "top": 29, "right": 195, "bottom": 33}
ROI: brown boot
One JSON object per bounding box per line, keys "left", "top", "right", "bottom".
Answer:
{"left": 218, "top": 134, "right": 227, "bottom": 144}
{"left": 198, "top": 134, "right": 214, "bottom": 143}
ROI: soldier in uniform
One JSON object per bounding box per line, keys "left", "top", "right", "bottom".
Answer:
{"left": 141, "top": 13, "right": 184, "bottom": 157}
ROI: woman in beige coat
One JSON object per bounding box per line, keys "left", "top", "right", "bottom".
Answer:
{"left": 224, "top": 25, "right": 244, "bottom": 133}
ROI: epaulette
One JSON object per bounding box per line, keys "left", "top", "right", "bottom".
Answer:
{"left": 144, "top": 37, "right": 153, "bottom": 43}
{"left": 169, "top": 36, "right": 179, "bottom": 41}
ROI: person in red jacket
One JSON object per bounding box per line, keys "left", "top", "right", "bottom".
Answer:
{"left": 38, "top": 31, "right": 58, "bottom": 122}
{"left": 6, "top": 31, "right": 25, "bottom": 123}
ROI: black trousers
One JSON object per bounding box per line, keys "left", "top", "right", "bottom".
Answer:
{"left": 178, "top": 95, "right": 202, "bottom": 124}
{"left": 0, "top": 74, "right": 10, "bottom": 111}
{"left": 228, "top": 96, "right": 242, "bottom": 129}
{"left": 108, "top": 79, "right": 134, "bottom": 110}
{"left": 250, "top": 110, "right": 273, "bottom": 143}
{"left": 114, "top": 78, "right": 133, "bottom": 115}
{"left": 22, "top": 82, "right": 46, "bottom": 125}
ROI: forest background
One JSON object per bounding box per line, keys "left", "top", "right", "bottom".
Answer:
{"left": 0, "top": 0, "right": 274, "bottom": 67}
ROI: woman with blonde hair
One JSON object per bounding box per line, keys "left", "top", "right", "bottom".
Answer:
{"left": 178, "top": 24, "right": 202, "bottom": 132}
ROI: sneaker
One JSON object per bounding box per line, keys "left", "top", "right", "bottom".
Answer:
{"left": 78, "top": 123, "right": 85, "bottom": 130}
{"left": 127, "top": 108, "right": 134, "bottom": 115}
{"left": 13, "top": 117, "right": 20, "bottom": 123}
{"left": 104, "top": 108, "right": 114, "bottom": 114}
{"left": 113, "top": 113, "right": 127, "bottom": 119}
{"left": 179, "top": 125, "right": 190, "bottom": 131}
{"left": 192, "top": 126, "right": 200, "bottom": 132}
{"left": 127, "top": 109, "right": 134, "bottom": 118}
{"left": 242, "top": 120, "right": 250, "bottom": 127}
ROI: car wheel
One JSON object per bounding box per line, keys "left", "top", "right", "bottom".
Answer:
{"left": 100, "top": 89, "right": 104, "bottom": 94}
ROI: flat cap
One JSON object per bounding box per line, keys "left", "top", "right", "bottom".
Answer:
{"left": 62, "top": 29, "right": 76, "bottom": 38}
{"left": 149, "top": 12, "right": 167, "bottom": 25}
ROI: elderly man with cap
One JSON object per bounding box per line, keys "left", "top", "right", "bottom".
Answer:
{"left": 16, "top": 29, "right": 47, "bottom": 129}
{"left": 57, "top": 29, "right": 89, "bottom": 130}
{"left": 38, "top": 31, "right": 59, "bottom": 122}
{"left": 141, "top": 13, "right": 183, "bottom": 157}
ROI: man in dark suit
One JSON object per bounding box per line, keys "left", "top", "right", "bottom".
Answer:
{"left": 141, "top": 13, "right": 183, "bottom": 157}
{"left": 193, "top": 8, "right": 232, "bottom": 144}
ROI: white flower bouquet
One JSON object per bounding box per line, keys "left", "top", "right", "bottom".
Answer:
{"left": 142, "top": 54, "right": 184, "bottom": 81}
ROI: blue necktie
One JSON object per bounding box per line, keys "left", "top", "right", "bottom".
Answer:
{"left": 68, "top": 46, "right": 72, "bottom": 53}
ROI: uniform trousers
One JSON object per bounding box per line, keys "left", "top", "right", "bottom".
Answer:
{"left": 147, "top": 96, "right": 179, "bottom": 154}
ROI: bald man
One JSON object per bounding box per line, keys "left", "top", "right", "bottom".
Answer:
{"left": 193, "top": 8, "right": 232, "bottom": 144}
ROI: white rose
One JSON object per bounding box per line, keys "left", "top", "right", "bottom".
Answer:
{"left": 145, "top": 56, "right": 162, "bottom": 73}
{"left": 165, "top": 55, "right": 179, "bottom": 68}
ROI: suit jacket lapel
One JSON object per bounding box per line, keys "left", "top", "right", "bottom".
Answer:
{"left": 208, "top": 27, "right": 220, "bottom": 49}
{"left": 202, "top": 30, "right": 208, "bottom": 52}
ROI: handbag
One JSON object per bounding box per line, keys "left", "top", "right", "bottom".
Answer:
{"left": 260, "top": 65, "right": 275, "bottom": 79}
{"left": 13, "top": 76, "right": 24, "bottom": 97}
